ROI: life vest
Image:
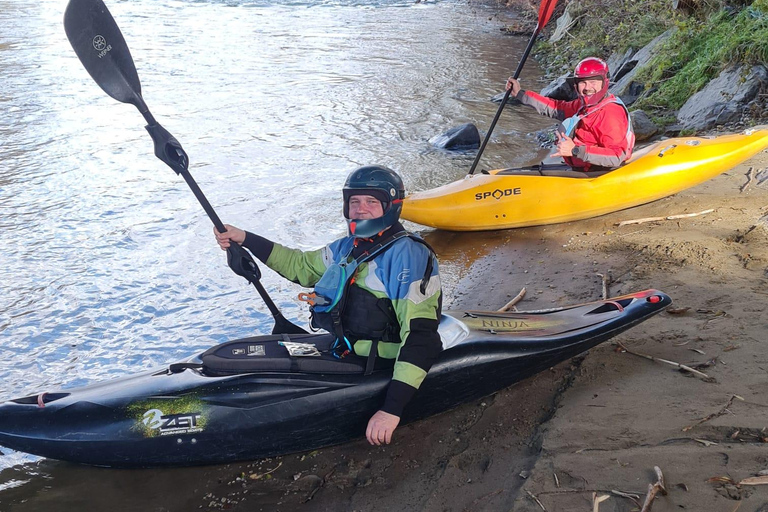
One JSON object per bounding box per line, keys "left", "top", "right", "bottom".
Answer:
{"left": 309, "top": 231, "right": 435, "bottom": 364}
{"left": 560, "top": 95, "right": 635, "bottom": 161}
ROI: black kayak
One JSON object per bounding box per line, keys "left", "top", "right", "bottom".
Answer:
{"left": 0, "top": 289, "right": 669, "bottom": 468}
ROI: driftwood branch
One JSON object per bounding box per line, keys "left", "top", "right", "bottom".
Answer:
{"left": 640, "top": 466, "right": 667, "bottom": 512}
{"left": 615, "top": 341, "right": 715, "bottom": 382}
{"left": 740, "top": 167, "right": 754, "bottom": 193}
{"left": 611, "top": 489, "right": 642, "bottom": 507}
{"left": 499, "top": 287, "right": 526, "bottom": 312}
{"left": 526, "top": 489, "right": 547, "bottom": 510}
{"left": 682, "top": 395, "right": 744, "bottom": 432}
{"left": 593, "top": 492, "right": 610, "bottom": 512}
{"left": 596, "top": 272, "right": 611, "bottom": 299}
{"left": 616, "top": 209, "right": 714, "bottom": 227}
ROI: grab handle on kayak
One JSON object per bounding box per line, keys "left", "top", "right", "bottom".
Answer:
{"left": 657, "top": 144, "right": 677, "bottom": 157}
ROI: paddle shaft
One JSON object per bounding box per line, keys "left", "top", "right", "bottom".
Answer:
{"left": 468, "top": 0, "right": 558, "bottom": 175}
{"left": 63, "top": 0, "right": 305, "bottom": 334}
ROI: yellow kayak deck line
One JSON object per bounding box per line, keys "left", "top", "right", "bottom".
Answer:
{"left": 402, "top": 127, "right": 768, "bottom": 231}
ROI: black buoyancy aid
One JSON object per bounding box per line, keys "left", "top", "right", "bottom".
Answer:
{"left": 310, "top": 231, "right": 436, "bottom": 349}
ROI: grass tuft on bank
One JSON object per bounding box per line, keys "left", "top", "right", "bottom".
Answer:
{"left": 507, "top": 0, "right": 768, "bottom": 121}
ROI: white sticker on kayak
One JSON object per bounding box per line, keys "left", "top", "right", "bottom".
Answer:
{"left": 248, "top": 345, "right": 266, "bottom": 356}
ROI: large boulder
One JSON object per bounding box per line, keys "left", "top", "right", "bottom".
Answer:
{"left": 606, "top": 48, "right": 636, "bottom": 83}
{"left": 630, "top": 109, "right": 659, "bottom": 142}
{"left": 429, "top": 123, "right": 481, "bottom": 150}
{"left": 609, "top": 28, "right": 677, "bottom": 105}
{"left": 677, "top": 64, "right": 768, "bottom": 130}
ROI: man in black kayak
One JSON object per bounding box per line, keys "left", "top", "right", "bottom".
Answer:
{"left": 214, "top": 165, "right": 442, "bottom": 446}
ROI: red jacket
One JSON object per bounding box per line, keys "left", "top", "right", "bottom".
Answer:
{"left": 517, "top": 90, "right": 634, "bottom": 171}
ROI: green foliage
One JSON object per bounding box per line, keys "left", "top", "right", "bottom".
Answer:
{"left": 633, "top": 5, "right": 768, "bottom": 112}
{"left": 536, "top": 0, "right": 681, "bottom": 74}
{"left": 533, "top": 0, "right": 768, "bottom": 121}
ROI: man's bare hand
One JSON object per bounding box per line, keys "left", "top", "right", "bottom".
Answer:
{"left": 366, "top": 410, "right": 400, "bottom": 446}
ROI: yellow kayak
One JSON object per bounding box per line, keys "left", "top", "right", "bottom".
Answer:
{"left": 402, "top": 127, "right": 768, "bottom": 231}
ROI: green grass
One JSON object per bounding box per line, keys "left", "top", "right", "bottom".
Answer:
{"left": 633, "top": 5, "right": 768, "bottom": 112}
{"left": 532, "top": 0, "right": 768, "bottom": 122}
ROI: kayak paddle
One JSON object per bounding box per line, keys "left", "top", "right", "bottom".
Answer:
{"left": 467, "top": 0, "right": 559, "bottom": 175}
{"left": 63, "top": 0, "right": 307, "bottom": 335}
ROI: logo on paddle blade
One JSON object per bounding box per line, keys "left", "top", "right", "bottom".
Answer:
{"left": 92, "top": 35, "right": 112, "bottom": 59}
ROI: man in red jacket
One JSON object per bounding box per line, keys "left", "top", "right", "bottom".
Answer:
{"left": 506, "top": 57, "right": 635, "bottom": 172}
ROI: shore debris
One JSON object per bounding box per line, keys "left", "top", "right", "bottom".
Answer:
{"left": 615, "top": 342, "right": 715, "bottom": 382}
{"left": 498, "top": 287, "right": 526, "bottom": 312}
{"left": 249, "top": 461, "right": 283, "bottom": 480}
{"left": 616, "top": 209, "right": 714, "bottom": 227}
{"left": 707, "top": 474, "right": 768, "bottom": 486}
{"left": 755, "top": 167, "right": 768, "bottom": 186}
{"left": 740, "top": 167, "right": 754, "bottom": 192}
{"left": 682, "top": 395, "right": 744, "bottom": 432}
{"left": 610, "top": 489, "right": 641, "bottom": 506}
{"left": 640, "top": 466, "right": 667, "bottom": 512}
{"left": 526, "top": 489, "right": 547, "bottom": 510}
{"left": 592, "top": 492, "right": 610, "bottom": 511}
{"left": 595, "top": 272, "right": 611, "bottom": 299}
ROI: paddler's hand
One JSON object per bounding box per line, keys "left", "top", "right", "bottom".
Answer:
{"left": 366, "top": 410, "right": 400, "bottom": 446}
{"left": 553, "top": 131, "right": 576, "bottom": 158}
{"left": 214, "top": 224, "right": 246, "bottom": 250}
{"left": 505, "top": 77, "right": 521, "bottom": 96}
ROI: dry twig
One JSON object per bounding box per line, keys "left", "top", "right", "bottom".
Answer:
{"left": 640, "top": 466, "right": 667, "bottom": 512}
{"left": 611, "top": 489, "right": 641, "bottom": 507}
{"left": 596, "top": 272, "right": 610, "bottom": 299}
{"left": 740, "top": 167, "right": 754, "bottom": 192}
{"left": 615, "top": 341, "right": 714, "bottom": 382}
{"left": 526, "top": 490, "right": 546, "bottom": 511}
{"left": 593, "top": 492, "right": 610, "bottom": 511}
{"left": 616, "top": 209, "right": 714, "bottom": 227}
{"left": 682, "top": 395, "right": 744, "bottom": 432}
{"left": 498, "top": 287, "right": 526, "bottom": 312}
{"left": 249, "top": 461, "right": 283, "bottom": 480}
{"left": 302, "top": 466, "right": 336, "bottom": 503}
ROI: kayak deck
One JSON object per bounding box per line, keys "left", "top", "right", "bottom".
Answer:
{"left": 0, "top": 290, "right": 670, "bottom": 467}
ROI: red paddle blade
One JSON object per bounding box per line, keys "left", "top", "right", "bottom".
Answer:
{"left": 536, "top": 0, "right": 559, "bottom": 31}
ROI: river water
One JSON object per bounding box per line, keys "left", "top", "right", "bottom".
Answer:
{"left": 0, "top": 0, "right": 554, "bottom": 508}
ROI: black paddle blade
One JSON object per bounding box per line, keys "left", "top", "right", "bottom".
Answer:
{"left": 272, "top": 315, "right": 309, "bottom": 335}
{"left": 63, "top": 0, "right": 146, "bottom": 110}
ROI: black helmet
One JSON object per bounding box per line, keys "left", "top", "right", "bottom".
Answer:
{"left": 342, "top": 165, "right": 405, "bottom": 238}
